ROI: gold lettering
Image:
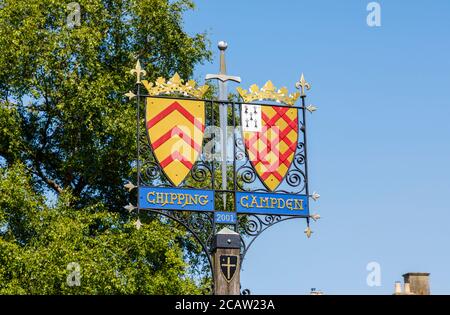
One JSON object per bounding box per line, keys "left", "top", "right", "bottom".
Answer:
{"left": 198, "top": 195, "right": 208, "bottom": 206}
{"left": 177, "top": 193, "right": 185, "bottom": 206}
{"left": 184, "top": 194, "right": 192, "bottom": 205}
{"left": 147, "top": 191, "right": 218, "bottom": 208}
{"left": 168, "top": 193, "right": 177, "bottom": 205}
{"left": 277, "top": 198, "right": 285, "bottom": 209}
{"left": 286, "top": 199, "right": 293, "bottom": 210}
{"left": 270, "top": 197, "right": 277, "bottom": 208}
{"left": 294, "top": 199, "right": 304, "bottom": 210}
{"left": 255, "top": 197, "right": 264, "bottom": 208}
{"left": 240, "top": 196, "right": 249, "bottom": 208}
{"left": 147, "top": 191, "right": 155, "bottom": 204}
{"left": 163, "top": 193, "right": 170, "bottom": 206}
{"left": 156, "top": 193, "right": 166, "bottom": 206}
{"left": 250, "top": 195, "right": 258, "bottom": 208}
{"left": 259, "top": 197, "right": 269, "bottom": 208}
{"left": 188, "top": 194, "right": 197, "bottom": 205}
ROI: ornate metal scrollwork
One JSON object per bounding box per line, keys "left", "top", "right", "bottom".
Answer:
{"left": 241, "top": 288, "right": 251, "bottom": 295}
{"left": 240, "top": 214, "right": 298, "bottom": 266}
{"left": 143, "top": 208, "right": 215, "bottom": 292}
{"left": 186, "top": 161, "right": 213, "bottom": 190}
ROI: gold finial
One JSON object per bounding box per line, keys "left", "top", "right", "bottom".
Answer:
{"left": 142, "top": 73, "right": 209, "bottom": 98}
{"left": 130, "top": 60, "right": 146, "bottom": 84}
{"left": 123, "top": 180, "right": 137, "bottom": 192}
{"left": 124, "top": 203, "right": 136, "bottom": 213}
{"left": 124, "top": 91, "right": 136, "bottom": 100}
{"left": 306, "top": 105, "right": 318, "bottom": 113}
{"left": 236, "top": 80, "right": 300, "bottom": 106}
{"left": 134, "top": 218, "right": 142, "bottom": 230}
{"left": 304, "top": 226, "right": 313, "bottom": 238}
{"left": 295, "top": 73, "right": 311, "bottom": 97}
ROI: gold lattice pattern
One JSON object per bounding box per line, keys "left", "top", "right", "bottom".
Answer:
{"left": 142, "top": 73, "right": 209, "bottom": 98}
{"left": 236, "top": 81, "right": 300, "bottom": 106}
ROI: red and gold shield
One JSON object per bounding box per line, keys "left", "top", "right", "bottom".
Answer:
{"left": 146, "top": 97, "right": 205, "bottom": 186}
{"left": 242, "top": 105, "right": 298, "bottom": 191}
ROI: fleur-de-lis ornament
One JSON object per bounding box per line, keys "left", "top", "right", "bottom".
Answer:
{"left": 123, "top": 181, "right": 137, "bottom": 192}
{"left": 304, "top": 226, "right": 313, "bottom": 238}
{"left": 134, "top": 218, "right": 142, "bottom": 230}
{"left": 130, "top": 60, "right": 146, "bottom": 84}
{"left": 295, "top": 73, "right": 311, "bottom": 97}
{"left": 124, "top": 91, "right": 136, "bottom": 100}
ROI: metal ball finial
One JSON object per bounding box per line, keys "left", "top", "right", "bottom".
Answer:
{"left": 218, "top": 41, "right": 228, "bottom": 50}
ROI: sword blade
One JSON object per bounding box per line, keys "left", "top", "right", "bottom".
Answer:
{"left": 219, "top": 80, "right": 227, "bottom": 210}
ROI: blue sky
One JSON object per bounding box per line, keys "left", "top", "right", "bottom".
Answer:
{"left": 184, "top": 0, "right": 450, "bottom": 294}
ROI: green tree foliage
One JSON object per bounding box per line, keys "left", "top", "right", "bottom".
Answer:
{"left": 0, "top": 0, "right": 210, "bottom": 209}
{"left": 0, "top": 164, "right": 205, "bottom": 294}
{"left": 0, "top": 0, "right": 211, "bottom": 294}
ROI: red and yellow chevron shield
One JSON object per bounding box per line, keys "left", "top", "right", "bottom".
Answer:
{"left": 243, "top": 105, "right": 298, "bottom": 191}
{"left": 146, "top": 97, "right": 205, "bottom": 186}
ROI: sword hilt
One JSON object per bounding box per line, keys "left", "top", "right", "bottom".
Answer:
{"left": 205, "top": 73, "right": 241, "bottom": 83}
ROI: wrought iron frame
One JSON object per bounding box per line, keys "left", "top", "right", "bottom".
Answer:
{"left": 127, "top": 70, "right": 314, "bottom": 294}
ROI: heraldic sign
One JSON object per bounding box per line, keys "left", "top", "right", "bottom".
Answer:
{"left": 129, "top": 72, "right": 316, "bottom": 217}
{"left": 220, "top": 255, "right": 239, "bottom": 283}
{"left": 124, "top": 42, "right": 320, "bottom": 288}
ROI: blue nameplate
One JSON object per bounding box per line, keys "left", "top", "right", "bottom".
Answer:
{"left": 139, "top": 186, "right": 214, "bottom": 212}
{"left": 236, "top": 191, "right": 309, "bottom": 216}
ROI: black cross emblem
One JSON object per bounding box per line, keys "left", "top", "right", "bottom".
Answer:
{"left": 219, "top": 255, "right": 238, "bottom": 283}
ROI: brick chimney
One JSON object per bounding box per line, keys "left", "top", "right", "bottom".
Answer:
{"left": 310, "top": 288, "right": 324, "bottom": 295}
{"left": 393, "top": 281, "right": 402, "bottom": 295}
{"left": 402, "top": 273, "right": 430, "bottom": 295}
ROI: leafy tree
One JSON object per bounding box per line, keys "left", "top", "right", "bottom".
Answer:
{"left": 0, "top": 0, "right": 210, "bottom": 209}
{"left": 0, "top": 163, "right": 207, "bottom": 294}
{"left": 0, "top": 0, "right": 212, "bottom": 294}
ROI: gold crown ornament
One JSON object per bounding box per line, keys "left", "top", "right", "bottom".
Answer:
{"left": 142, "top": 73, "right": 209, "bottom": 98}
{"left": 236, "top": 80, "right": 300, "bottom": 106}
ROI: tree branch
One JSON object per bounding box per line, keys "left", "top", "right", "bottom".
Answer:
{"left": 32, "top": 163, "right": 63, "bottom": 194}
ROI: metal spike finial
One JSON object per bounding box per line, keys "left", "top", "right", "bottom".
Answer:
{"left": 134, "top": 218, "right": 142, "bottom": 230}
{"left": 304, "top": 226, "right": 313, "bottom": 238}
{"left": 311, "top": 191, "right": 320, "bottom": 201}
{"left": 295, "top": 73, "right": 311, "bottom": 97}
{"left": 306, "top": 105, "right": 318, "bottom": 113}
{"left": 125, "top": 91, "right": 136, "bottom": 100}
{"left": 124, "top": 203, "right": 136, "bottom": 213}
{"left": 124, "top": 181, "right": 137, "bottom": 192}
{"left": 130, "top": 60, "right": 146, "bottom": 84}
